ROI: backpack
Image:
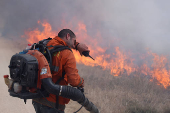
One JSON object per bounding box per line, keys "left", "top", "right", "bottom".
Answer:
{"left": 8, "top": 37, "right": 72, "bottom": 104}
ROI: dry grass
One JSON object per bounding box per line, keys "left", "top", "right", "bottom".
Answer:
{"left": 76, "top": 64, "right": 170, "bottom": 113}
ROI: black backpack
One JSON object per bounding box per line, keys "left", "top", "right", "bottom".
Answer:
{"left": 8, "top": 37, "right": 72, "bottom": 104}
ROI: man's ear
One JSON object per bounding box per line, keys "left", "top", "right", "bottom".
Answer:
{"left": 66, "top": 33, "right": 70, "bottom": 40}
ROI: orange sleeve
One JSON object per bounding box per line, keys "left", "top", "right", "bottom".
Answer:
{"left": 62, "top": 50, "right": 84, "bottom": 87}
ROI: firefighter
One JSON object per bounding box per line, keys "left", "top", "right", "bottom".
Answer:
{"left": 32, "top": 29, "right": 89, "bottom": 113}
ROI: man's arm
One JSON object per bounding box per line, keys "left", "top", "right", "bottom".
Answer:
{"left": 62, "top": 50, "right": 84, "bottom": 87}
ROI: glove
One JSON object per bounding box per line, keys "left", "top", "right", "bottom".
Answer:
{"left": 76, "top": 43, "right": 90, "bottom": 55}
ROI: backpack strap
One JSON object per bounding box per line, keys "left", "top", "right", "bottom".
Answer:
{"left": 49, "top": 45, "right": 72, "bottom": 55}
{"left": 48, "top": 45, "right": 72, "bottom": 72}
{"left": 55, "top": 71, "right": 66, "bottom": 109}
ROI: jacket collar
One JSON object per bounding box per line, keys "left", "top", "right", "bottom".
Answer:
{"left": 46, "top": 36, "right": 69, "bottom": 49}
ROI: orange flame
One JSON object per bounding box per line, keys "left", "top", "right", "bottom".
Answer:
{"left": 150, "top": 53, "right": 170, "bottom": 88}
{"left": 23, "top": 20, "right": 170, "bottom": 88}
{"left": 24, "top": 21, "right": 57, "bottom": 44}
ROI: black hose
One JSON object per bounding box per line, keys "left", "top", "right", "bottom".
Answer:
{"left": 41, "top": 78, "right": 99, "bottom": 113}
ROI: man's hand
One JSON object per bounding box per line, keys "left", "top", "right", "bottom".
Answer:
{"left": 77, "top": 87, "right": 84, "bottom": 93}
{"left": 77, "top": 43, "right": 90, "bottom": 55}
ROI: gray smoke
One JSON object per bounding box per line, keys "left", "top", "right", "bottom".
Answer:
{"left": 0, "top": 0, "right": 170, "bottom": 56}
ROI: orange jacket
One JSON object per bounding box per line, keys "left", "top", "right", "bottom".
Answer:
{"left": 40, "top": 36, "right": 84, "bottom": 105}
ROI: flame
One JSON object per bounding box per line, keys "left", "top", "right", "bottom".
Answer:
{"left": 23, "top": 20, "right": 170, "bottom": 88}
{"left": 24, "top": 21, "right": 57, "bottom": 44}
{"left": 150, "top": 53, "right": 170, "bottom": 88}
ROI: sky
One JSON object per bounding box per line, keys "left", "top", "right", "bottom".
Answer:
{"left": 0, "top": 0, "right": 170, "bottom": 55}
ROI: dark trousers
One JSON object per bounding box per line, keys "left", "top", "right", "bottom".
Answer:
{"left": 32, "top": 101, "right": 64, "bottom": 113}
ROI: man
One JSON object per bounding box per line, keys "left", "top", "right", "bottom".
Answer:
{"left": 32, "top": 29, "right": 90, "bottom": 113}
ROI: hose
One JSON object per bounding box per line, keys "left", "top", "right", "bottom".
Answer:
{"left": 41, "top": 78, "right": 99, "bottom": 113}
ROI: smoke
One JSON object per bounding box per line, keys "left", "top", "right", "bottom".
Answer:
{"left": 0, "top": 0, "right": 170, "bottom": 55}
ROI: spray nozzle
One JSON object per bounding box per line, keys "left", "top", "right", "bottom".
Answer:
{"left": 82, "top": 51, "right": 95, "bottom": 60}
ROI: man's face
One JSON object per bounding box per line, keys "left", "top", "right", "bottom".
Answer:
{"left": 68, "top": 37, "right": 76, "bottom": 49}
{"left": 66, "top": 33, "right": 76, "bottom": 48}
